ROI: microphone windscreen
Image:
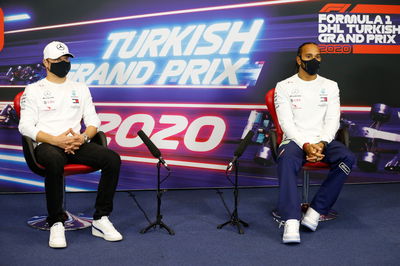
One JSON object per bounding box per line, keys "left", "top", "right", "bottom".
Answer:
{"left": 233, "top": 130, "right": 254, "bottom": 157}
{"left": 137, "top": 130, "right": 161, "bottom": 158}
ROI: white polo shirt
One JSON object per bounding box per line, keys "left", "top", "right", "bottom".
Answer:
{"left": 274, "top": 74, "right": 340, "bottom": 148}
{"left": 18, "top": 78, "right": 101, "bottom": 141}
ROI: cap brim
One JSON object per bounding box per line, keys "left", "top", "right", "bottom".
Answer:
{"left": 46, "top": 53, "right": 74, "bottom": 60}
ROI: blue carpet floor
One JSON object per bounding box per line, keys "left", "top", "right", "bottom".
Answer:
{"left": 0, "top": 183, "right": 399, "bottom": 266}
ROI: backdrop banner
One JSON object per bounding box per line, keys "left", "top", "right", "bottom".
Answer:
{"left": 1, "top": 0, "right": 399, "bottom": 192}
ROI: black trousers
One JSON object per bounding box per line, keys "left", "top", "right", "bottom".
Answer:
{"left": 35, "top": 142, "right": 121, "bottom": 226}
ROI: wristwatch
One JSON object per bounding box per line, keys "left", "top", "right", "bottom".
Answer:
{"left": 83, "top": 133, "right": 90, "bottom": 143}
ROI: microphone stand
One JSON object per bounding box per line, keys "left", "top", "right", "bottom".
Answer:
{"left": 217, "top": 160, "right": 248, "bottom": 234}
{"left": 140, "top": 161, "right": 175, "bottom": 235}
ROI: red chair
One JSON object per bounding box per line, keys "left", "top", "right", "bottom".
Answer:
{"left": 14, "top": 91, "right": 107, "bottom": 230}
{"left": 265, "top": 88, "right": 349, "bottom": 221}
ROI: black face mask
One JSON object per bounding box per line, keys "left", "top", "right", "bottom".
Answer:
{"left": 49, "top": 61, "right": 71, "bottom": 78}
{"left": 300, "top": 58, "right": 320, "bottom": 75}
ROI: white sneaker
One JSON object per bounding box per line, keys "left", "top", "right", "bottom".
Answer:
{"left": 301, "top": 207, "right": 320, "bottom": 231}
{"left": 92, "top": 216, "right": 123, "bottom": 241}
{"left": 282, "top": 219, "right": 300, "bottom": 244}
{"left": 49, "top": 222, "right": 67, "bottom": 248}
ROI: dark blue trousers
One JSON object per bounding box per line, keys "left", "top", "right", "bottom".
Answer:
{"left": 277, "top": 140, "right": 356, "bottom": 220}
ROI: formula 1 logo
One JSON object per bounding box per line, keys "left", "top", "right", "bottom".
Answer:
{"left": 0, "top": 8, "right": 4, "bottom": 52}
{"left": 319, "top": 3, "right": 351, "bottom": 13}
{"left": 318, "top": 3, "right": 400, "bottom": 54}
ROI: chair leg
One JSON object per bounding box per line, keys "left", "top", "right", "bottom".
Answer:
{"left": 27, "top": 211, "right": 93, "bottom": 231}
{"left": 302, "top": 170, "right": 310, "bottom": 204}
{"left": 27, "top": 177, "right": 93, "bottom": 231}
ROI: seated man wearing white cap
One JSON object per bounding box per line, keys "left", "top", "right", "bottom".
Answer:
{"left": 19, "top": 41, "right": 123, "bottom": 248}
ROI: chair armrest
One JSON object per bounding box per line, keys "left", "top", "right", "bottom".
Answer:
{"left": 21, "top": 136, "right": 46, "bottom": 177}
{"left": 90, "top": 131, "right": 108, "bottom": 148}
{"left": 21, "top": 131, "right": 107, "bottom": 177}
{"left": 268, "top": 129, "right": 279, "bottom": 162}
{"left": 335, "top": 127, "right": 349, "bottom": 148}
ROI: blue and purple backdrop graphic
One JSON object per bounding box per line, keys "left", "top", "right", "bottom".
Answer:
{"left": 0, "top": 0, "right": 399, "bottom": 192}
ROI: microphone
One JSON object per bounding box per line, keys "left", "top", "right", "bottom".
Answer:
{"left": 137, "top": 130, "right": 170, "bottom": 170}
{"left": 227, "top": 130, "right": 255, "bottom": 170}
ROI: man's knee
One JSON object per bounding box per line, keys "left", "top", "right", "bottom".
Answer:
{"left": 333, "top": 150, "right": 356, "bottom": 177}
{"left": 277, "top": 143, "right": 303, "bottom": 165}
{"left": 103, "top": 149, "right": 121, "bottom": 168}
{"left": 327, "top": 142, "right": 356, "bottom": 167}
{"left": 278, "top": 153, "right": 302, "bottom": 165}
{"left": 344, "top": 151, "right": 356, "bottom": 168}
{"left": 36, "top": 145, "right": 65, "bottom": 168}
{"left": 336, "top": 144, "right": 356, "bottom": 166}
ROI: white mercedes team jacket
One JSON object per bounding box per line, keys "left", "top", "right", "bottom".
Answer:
{"left": 274, "top": 74, "right": 340, "bottom": 149}
{"left": 18, "top": 78, "right": 101, "bottom": 141}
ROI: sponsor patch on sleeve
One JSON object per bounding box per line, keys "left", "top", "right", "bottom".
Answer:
{"left": 339, "top": 162, "right": 351, "bottom": 175}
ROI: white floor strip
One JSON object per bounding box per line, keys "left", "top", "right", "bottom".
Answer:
{"left": 0, "top": 146, "right": 227, "bottom": 171}
{"left": 0, "top": 154, "right": 25, "bottom": 162}
{"left": 0, "top": 175, "right": 90, "bottom": 191}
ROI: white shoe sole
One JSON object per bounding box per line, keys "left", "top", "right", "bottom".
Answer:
{"left": 282, "top": 236, "right": 300, "bottom": 244}
{"left": 92, "top": 226, "right": 123, "bottom": 241}
{"left": 301, "top": 219, "right": 317, "bottom": 231}
{"left": 49, "top": 241, "right": 67, "bottom": 248}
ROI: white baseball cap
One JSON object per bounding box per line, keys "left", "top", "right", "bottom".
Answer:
{"left": 43, "top": 41, "right": 74, "bottom": 59}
